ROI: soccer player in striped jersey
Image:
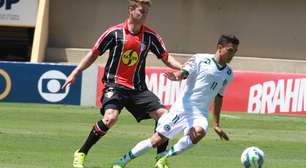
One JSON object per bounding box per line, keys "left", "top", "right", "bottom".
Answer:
{"left": 111, "top": 34, "right": 239, "bottom": 168}
{"left": 62, "top": 0, "right": 183, "bottom": 168}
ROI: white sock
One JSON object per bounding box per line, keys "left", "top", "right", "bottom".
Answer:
{"left": 166, "top": 135, "right": 194, "bottom": 157}
{"left": 120, "top": 139, "right": 153, "bottom": 164}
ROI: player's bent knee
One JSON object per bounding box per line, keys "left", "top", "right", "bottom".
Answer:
{"left": 189, "top": 127, "right": 206, "bottom": 144}
{"left": 102, "top": 117, "right": 118, "bottom": 128}
{"left": 103, "top": 109, "right": 119, "bottom": 127}
{"left": 149, "top": 108, "right": 167, "bottom": 120}
{"left": 150, "top": 133, "right": 167, "bottom": 148}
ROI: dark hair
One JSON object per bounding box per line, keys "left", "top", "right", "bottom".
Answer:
{"left": 217, "top": 34, "right": 240, "bottom": 45}
{"left": 128, "top": 0, "right": 151, "bottom": 7}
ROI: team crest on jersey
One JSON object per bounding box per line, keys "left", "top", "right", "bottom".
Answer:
{"left": 105, "top": 91, "right": 114, "bottom": 98}
{"left": 203, "top": 58, "right": 211, "bottom": 64}
{"left": 122, "top": 49, "right": 139, "bottom": 67}
{"left": 140, "top": 43, "right": 146, "bottom": 52}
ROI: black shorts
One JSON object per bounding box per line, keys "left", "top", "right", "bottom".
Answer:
{"left": 100, "top": 84, "right": 164, "bottom": 122}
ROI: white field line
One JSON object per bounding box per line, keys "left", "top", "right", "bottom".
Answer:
{"left": 221, "top": 114, "right": 241, "bottom": 119}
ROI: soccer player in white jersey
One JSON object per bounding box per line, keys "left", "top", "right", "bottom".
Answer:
{"left": 112, "top": 34, "right": 240, "bottom": 168}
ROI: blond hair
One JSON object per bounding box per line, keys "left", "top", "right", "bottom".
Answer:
{"left": 128, "top": 0, "right": 152, "bottom": 7}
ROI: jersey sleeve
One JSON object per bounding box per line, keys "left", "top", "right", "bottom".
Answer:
{"left": 91, "top": 29, "right": 115, "bottom": 56}
{"left": 182, "top": 54, "right": 198, "bottom": 75}
{"left": 149, "top": 32, "right": 169, "bottom": 59}
{"left": 218, "top": 68, "right": 234, "bottom": 96}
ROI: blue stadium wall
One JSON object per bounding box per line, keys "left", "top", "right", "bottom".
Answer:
{"left": 0, "top": 62, "right": 97, "bottom": 106}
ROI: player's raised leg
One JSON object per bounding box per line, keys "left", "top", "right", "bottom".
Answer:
{"left": 112, "top": 132, "right": 168, "bottom": 168}
{"left": 73, "top": 109, "right": 119, "bottom": 168}
{"left": 155, "top": 127, "right": 206, "bottom": 168}
{"left": 150, "top": 108, "right": 170, "bottom": 156}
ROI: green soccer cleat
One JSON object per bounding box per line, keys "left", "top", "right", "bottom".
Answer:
{"left": 154, "top": 156, "right": 169, "bottom": 168}
{"left": 111, "top": 160, "right": 125, "bottom": 168}
{"left": 73, "top": 150, "right": 86, "bottom": 168}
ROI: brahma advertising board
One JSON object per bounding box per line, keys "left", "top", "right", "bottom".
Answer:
{"left": 97, "top": 67, "right": 306, "bottom": 115}
{"left": 223, "top": 71, "right": 306, "bottom": 115}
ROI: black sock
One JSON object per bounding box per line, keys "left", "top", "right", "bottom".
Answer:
{"left": 79, "top": 120, "right": 109, "bottom": 154}
{"left": 154, "top": 121, "right": 169, "bottom": 154}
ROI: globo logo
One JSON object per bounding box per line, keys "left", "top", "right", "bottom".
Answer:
{"left": 37, "top": 70, "right": 70, "bottom": 103}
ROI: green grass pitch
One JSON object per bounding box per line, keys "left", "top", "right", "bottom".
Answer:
{"left": 0, "top": 102, "right": 306, "bottom": 168}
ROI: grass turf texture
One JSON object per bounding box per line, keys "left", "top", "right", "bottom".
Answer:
{"left": 0, "top": 102, "right": 306, "bottom": 168}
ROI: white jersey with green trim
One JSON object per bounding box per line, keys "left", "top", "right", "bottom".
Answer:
{"left": 170, "top": 53, "right": 234, "bottom": 118}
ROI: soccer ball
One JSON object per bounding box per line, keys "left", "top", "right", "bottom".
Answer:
{"left": 241, "top": 146, "right": 264, "bottom": 168}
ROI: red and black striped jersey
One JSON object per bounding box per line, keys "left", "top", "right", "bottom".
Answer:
{"left": 92, "top": 20, "right": 169, "bottom": 91}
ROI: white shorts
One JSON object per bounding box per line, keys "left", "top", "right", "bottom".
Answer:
{"left": 156, "top": 111, "right": 208, "bottom": 139}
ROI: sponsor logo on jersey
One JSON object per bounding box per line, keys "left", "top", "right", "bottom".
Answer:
{"left": 122, "top": 49, "right": 138, "bottom": 67}
{"left": 163, "top": 124, "right": 171, "bottom": 132}
{"left": 227, "top": 69, "right": 232, "bottom": 75}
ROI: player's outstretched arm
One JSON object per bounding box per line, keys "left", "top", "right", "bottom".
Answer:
{"left": 62, "top": 51, "right": 98, "bottom": 89}
{"left": 164, "top": 71, "right": 182, "bottom": 81}
{"left": 161, "top": 54, "right": 183, "bottom": 70}
{"left": 164, "top": 68, "right": 190, "bottom": 81}
{"left": 213, "top": 95, "right": 230, "bottom": 141}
